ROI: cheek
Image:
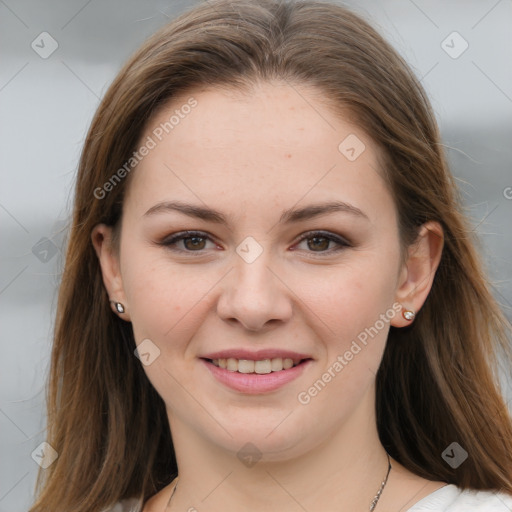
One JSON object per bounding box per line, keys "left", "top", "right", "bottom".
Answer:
{"left": 121, "top": 256, "right": 216, "bottom": 397}
{"left": 300, "top": 256, "right": 398, "bottom": 395}
{"left": 119, "top": 236, "right": 225, "bottom": 357}
{"left": 124, "top": 263, "right": 211, "bottom": 340}
{"left": 304, "top": 258, "right": 398, "bottom": 340}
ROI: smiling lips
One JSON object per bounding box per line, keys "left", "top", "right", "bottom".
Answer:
{"left": 210, "top": 357, "right": 298, "bottom": 374}
{"left": 201, "top": 350, "right": 312, "bottom": 393}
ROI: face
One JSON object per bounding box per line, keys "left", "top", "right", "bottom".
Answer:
{"left": 96, "top": 81, "right": 414, "bottom": 461}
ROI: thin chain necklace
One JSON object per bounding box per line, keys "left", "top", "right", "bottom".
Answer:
{"left": 165, "top": 452, "right": 391, "bottom": 511}
{"left": 370, "top": 452, "right": 392, "bottom": 511}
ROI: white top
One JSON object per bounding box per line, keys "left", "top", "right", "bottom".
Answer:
{"left": 407, "top": 484, "right": 512, "bottom": 510}
{"left": 107, "top": 484, "right": 512, "bottom": 511}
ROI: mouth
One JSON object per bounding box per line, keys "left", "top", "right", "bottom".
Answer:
{"left": 200, "top": 353, "right": 313, "bottom": 394}
{"left": 204, "top": 356, "right": 307, "bottom": 374}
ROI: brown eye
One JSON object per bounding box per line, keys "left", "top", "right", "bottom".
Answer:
{"left": 294, "top": 231, "right": 351, "bottom": 255}
{"left": 183, "top": 236, "right": 207, "bottom": 251}
{"left": 307, "top": 236, "right": 331, "bottom": 251}
{"left": 160, "top": 231, "right": 217, "bottom": 253}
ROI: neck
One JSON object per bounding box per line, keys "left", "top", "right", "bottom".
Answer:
{"left": 165, "top": 390, "right": 392, "bottom": 511}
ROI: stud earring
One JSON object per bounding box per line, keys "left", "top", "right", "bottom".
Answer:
{"left": 402, "top": 309, "right": 415, "bottom": 321}
{"left": 110, "top": 301, "right": 125, "bottom": 314}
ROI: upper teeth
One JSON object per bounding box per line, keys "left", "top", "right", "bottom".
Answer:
{"left": 211, "top": 357, "right": 296, "bottom": 374}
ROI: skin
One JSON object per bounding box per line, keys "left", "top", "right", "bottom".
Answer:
{"left": 92, "top": 81, "right": 445, "bottom": 511}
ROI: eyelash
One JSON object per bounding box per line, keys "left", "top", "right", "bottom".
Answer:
{"left": 158, "top": 230, "right": 351, "bottom": 257}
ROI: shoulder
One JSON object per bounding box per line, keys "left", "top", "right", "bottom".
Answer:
{"left": 102, "top": 497, "right": 143, "bottom": 512}
{"left": 105, "top": 480, "right": 176, "bottom": 512}
{"left": 407, "top": 484, "right": 512, "bottom": 511}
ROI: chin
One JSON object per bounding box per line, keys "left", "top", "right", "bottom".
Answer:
{"left": 200, "top": 411, "right": 326, "bottom": 463}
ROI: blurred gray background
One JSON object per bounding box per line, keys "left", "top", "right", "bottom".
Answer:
{"left": 1, "top": 1, "right": 511, "bottom": 510}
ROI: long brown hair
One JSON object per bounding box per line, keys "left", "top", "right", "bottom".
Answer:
{"left": 30, "top": 1, "right": 512, "bottom": 510}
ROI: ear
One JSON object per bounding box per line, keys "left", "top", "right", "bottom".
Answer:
{"left": 91, "top": 224, "right": 131, "bottom": 321}
{"left": 390, "top": 221, "right": 444, "bottom": 328}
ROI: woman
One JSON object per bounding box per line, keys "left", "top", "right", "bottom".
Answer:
{"left": 30, "top": 1, "right": 512, "bottom": 511}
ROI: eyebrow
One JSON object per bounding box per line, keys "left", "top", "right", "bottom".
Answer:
{"left": 143, "top": 200, "right": 369, "bottom": 224}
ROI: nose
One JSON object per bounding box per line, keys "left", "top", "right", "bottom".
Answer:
{"left": 216, "top": 250, "right": 293, "bottom": 332}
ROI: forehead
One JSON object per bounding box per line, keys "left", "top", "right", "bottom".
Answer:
{"left": 124, "top": 81, "right": 392, "bottom": 224}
